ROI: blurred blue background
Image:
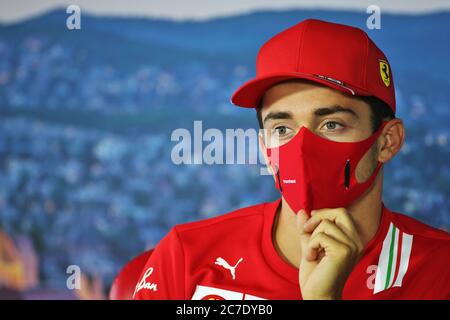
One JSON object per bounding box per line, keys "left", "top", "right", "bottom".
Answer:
{"left": 0, "top": 4, "right": 449, "bottom": 298}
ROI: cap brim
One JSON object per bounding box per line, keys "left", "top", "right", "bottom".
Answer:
{"left": 230, "top": 72, "right": 372, "bottom": 108}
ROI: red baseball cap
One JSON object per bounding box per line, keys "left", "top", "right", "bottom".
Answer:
{"left": 231, "top": 19, "right": 396, "bottom": 113}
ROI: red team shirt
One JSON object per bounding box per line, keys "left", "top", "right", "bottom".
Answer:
{"left": 133, "top": 199, "right": 450, "bottom": 300}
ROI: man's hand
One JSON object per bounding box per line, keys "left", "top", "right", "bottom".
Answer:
{"left": 297, "top": 208, "right": 364, "bottom": 300}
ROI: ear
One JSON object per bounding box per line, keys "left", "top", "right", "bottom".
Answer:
{"left": 377, "top": 118, "right": 405, "bottom": 163}
{"left": 259, "top": 130, "right": 276, "bottom": 182}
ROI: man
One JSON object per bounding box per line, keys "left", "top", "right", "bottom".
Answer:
{"left": 133, "top": 19, "right": 450, "bottom": 300}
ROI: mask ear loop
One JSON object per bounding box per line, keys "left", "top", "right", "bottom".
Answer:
{"left": 347, "top": 120, "right": 389, "bottom": 189}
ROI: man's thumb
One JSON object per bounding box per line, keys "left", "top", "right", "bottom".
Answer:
{"left": 297, "top": 209, "right": 310, "bottom": 248}
{"left": 296, "top": 209, "right": 308, "bottom": 229}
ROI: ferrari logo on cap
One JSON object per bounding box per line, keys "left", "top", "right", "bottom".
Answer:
{"left": 379, "top": 60, "right": 390, "bottom": 87}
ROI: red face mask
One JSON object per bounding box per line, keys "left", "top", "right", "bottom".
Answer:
{"left": 266, "top": 123, "right": 386, "bottom": 215}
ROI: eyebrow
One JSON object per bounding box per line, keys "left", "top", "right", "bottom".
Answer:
{"left": 263, "top": 111, "right": 294, "bottom": 124}
{"left": 313, "top": 105, "right": 359, "bottom": 118}
{"left": 263, "top": 105, "right": 359, "bottom": 124}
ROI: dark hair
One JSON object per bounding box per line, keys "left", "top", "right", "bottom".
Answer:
{"left": 256, "top": 95, "right": 395, "bottom": 132}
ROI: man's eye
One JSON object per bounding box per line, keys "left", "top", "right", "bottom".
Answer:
{"left": 322, "top": 121, "right": 343, "bottom": 131}
{"left": 274, "top": 126, "right": 291, "bottom": 136}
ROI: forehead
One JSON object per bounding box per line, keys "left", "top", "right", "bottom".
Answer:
{"left": 260, "top": 80, "right": 369, "bottom": 117}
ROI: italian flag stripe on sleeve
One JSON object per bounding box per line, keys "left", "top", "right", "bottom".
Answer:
{"left": 374, "top": 223, "right": 414, "bottom": 294}
{"left": 393, "top": 232, "right": 413, "bottom": 288}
